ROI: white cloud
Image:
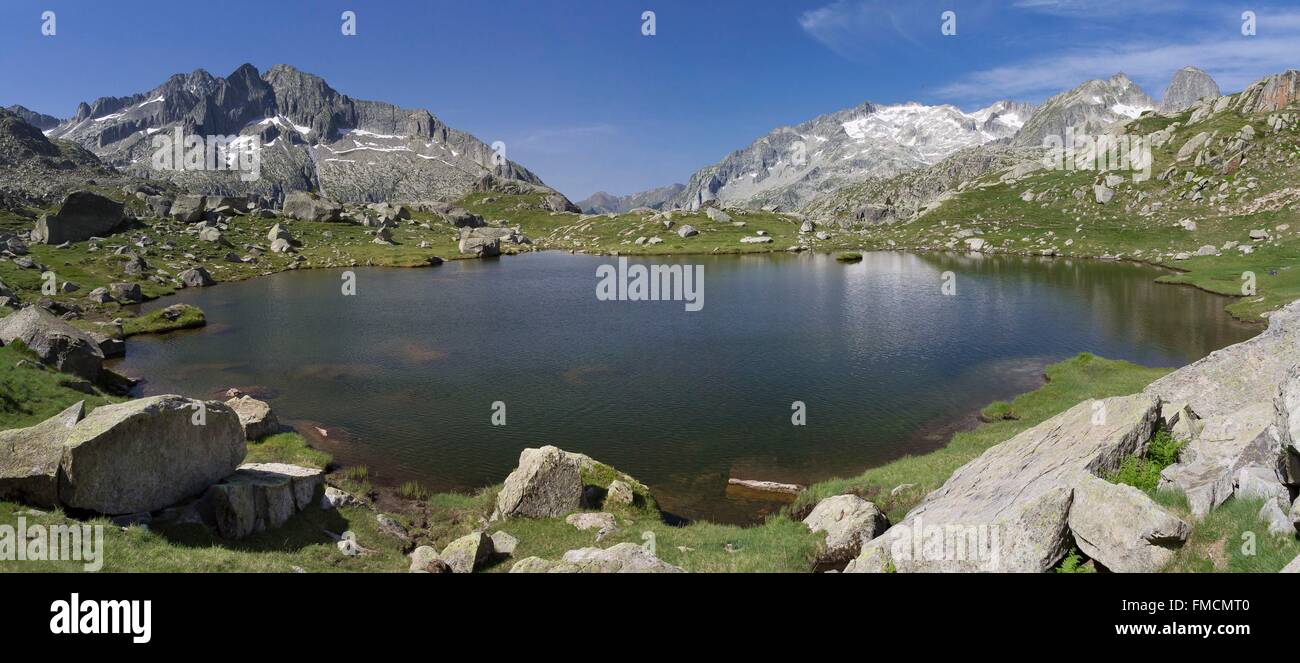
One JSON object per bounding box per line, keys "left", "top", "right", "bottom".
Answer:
{"left": 798, "top": 0, "right": 931, "bottom": 59}
{"left": 935, "top": 30, "right": 1300, "bottom": 103}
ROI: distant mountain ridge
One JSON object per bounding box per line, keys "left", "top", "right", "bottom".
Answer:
{"left": 664, "top": 98, "right": 1035, "bottom": 213}
{"left": 577, "top": 183, "right": 684, "bottom": 214}
{"left": 42, "top": 63, "right": 545, "bottom": 203}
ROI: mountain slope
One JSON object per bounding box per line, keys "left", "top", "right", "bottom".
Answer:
{"left": 666, "top": 99, "right": 1035, "bottom": 212}
{"left": 0, "top": 108, "right": 132, "bottom": 207}
{"left": 45, "top": 64, "right": 545, "bottom": 203}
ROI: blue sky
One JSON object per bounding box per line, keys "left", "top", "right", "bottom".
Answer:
{"left": 1, "top": 0, "right": 1297, "bottom": 199}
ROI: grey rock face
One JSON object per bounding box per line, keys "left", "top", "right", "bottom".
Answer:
{"left": 1144, "top": 300, "right": 1300, "bottom": 517}
{"left": 1160, "top": 67, "right": 1220, "bottom": 113}
{"left": 58, "top": 395, "right": 246, "bottom": 515}
{"left": 493, "top": 445, "right": 583, "bottom": 519}
{"left": 31, "top": 191, "right": 123, "bottom": 244}
{"left": 0, "top": 306, "right": 104, "bottom": 381}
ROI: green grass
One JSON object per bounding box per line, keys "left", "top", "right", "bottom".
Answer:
{"left": 243, "top": 432, "right": 332, "bottom": 469}
{"left": 121, "top": 304, "right": 206, "bottom": 336}
{"left": 791, "top": 352, "right": 1172, "bottom": 522}
{"left": 0, "top": 344, "right": 121, "bottom": 430}
{"left": 1162, "top": 496, "right": 1300, "bottom": 573}
{"left": 836, "top": 251, "right": 863, "bottom": 262}
{"left": 398, "top": 481, "right": 429, "bottom": 501}
{"left": 0, "top": 500, "right": 410, "bottom": 573}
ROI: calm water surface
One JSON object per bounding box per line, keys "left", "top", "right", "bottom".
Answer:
{"left": 113, "top": 251, "right": 1256, "bottom": 523}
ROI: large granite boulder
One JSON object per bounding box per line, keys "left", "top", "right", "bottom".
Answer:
{"left": 493, "top": 445, "right": 583, "bottom": 519}
{"left": 282, "top": 191, "right": 343, "bottom": 222}
{"left": 207, "top": 463, "right": 324, "bottom": 539}
{"left": 0, "top": 402, "right": 85, "bottom": 507}
{"left": 1067, "top": 474, "right": 1190, "bottom": 572}
{"left": 58, "top": 395, "right": 245, "bottom": 515}
{"left": 846, "top": 394, "right": 1160, "bottom": 573}
{"left": 1144, "top": 300, "right": 1300, "bottom": 517}
{"left": 31, "top": 191, "right": 124, "bottom": 244}
{"left": 802, "top": 494, "right": 890, "bottom": 564}
{"left": 0, "top": 306, "right": 104, "bottom": 381}
{"left": 224, "top": 395, "right": 280, "bottom": 440}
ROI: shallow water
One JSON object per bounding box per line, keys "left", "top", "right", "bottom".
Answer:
{"left": 113, "top": 251, "right": 1257, "bottom": 523}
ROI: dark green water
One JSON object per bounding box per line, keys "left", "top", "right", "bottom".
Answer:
{"left": 113, "top": 251, "right": 1256, "bottom": 523}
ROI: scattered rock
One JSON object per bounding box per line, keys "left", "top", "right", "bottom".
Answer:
{"left": 177, "top": 266, "right": 215, "bottom": 288}
{"left": 409, "top": 545, "right": 450, "bottom": 573}
{"left": 489, "top": 531, "right": 519, "bottom": 556}
{"left": 566, "top": 512, "right": 617, "bottom": 531}
{"left": 441, "top": 531, "right": 494, "bottom": 573}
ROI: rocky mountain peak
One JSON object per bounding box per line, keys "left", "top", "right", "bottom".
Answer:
{"left": 1160, "top": 66, "right": 1220, "bottom": 112}
{"left": 39, "top": 64, "right": 544, "bottom": 203}
{"left": 1011, "top": 73, "right": 1155, "bottom": 147}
